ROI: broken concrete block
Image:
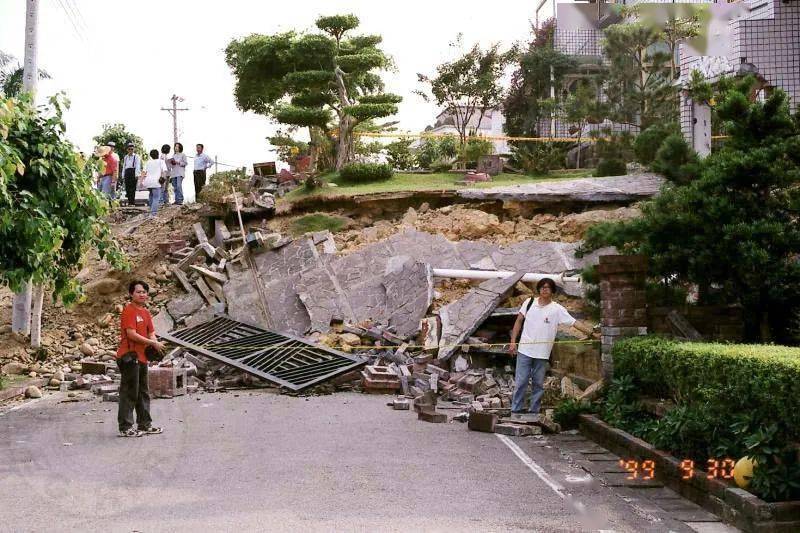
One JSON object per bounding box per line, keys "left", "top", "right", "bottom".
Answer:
{"left": 436, "top": 272, "right": 525, "bottom": 362}
{"left": 152, "top": 311, "right": 174, "bottom": 336}
{"left": 468, "top": 411, "right": 498, "bottom": 432}
{"left": 103, "top": 392, "right": 119, "bottom": 402}
{"left": 418, "top": 410, "right": 447, "bottom": 423}
{"left": 80, "top": 360, "right": 108, "bottom": 375}
{"left": 578, "top": 380, "right": 604, "bottom": 402}
{"left": 166, "top": 291, "right": 204, "bottom": 320}
{"left": 494, "top": 423, "right": 541, "bottom": 436}
{"left": 392, "top": 397, "right": 411, "bottom": 410}
{"left": 149, "top": 367, "right": 187, "bottom": 398}
{"left": 421, "top": 316, "right": 440, "bottom": 353}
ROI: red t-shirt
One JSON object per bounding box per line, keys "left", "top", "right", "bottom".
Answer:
{"left": 116, "top": 304, "right": 154, "bottom": 364}
{"left": 103, "top": 153, "right": 118, "bottom": 178}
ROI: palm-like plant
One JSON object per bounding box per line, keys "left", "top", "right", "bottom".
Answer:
{"left": 0, "top": 50, "right": 49, "bottom": 97}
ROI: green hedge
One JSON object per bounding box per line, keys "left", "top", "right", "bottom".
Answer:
{"left": 338, "top": 162, "right": 393, "bottom": 183}
{"left": 613, "top": 337, "right": 800, "bottom": 431}
{"left": 593, "top": 158, "right": 627, "bottom": 177}
{"left": 611, "top": 337, "right": 800, "bottom": 501}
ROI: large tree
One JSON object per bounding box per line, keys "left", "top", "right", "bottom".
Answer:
{"left": 417, "top": 35, "right": 516, "bottom": 148}
{"left": 225, "top": 14, "right": 401, "bottom": 171}
{"left": 602, "top": 23, "right": 676, "bottom": 129}
{"left": 582, "top": 78, "right": 800, "bottom": 342}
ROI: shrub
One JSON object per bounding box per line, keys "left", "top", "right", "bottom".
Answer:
{"left": 462, "top": 137, "right": 493, "bottom": 163}
{"left": 594, "top": 158, "right": 627, "bottom": 177}
{"left": 651, "top": 133, "right": 698, "bottom": 184}
{"left": 610, "top": 336, "right": 800, "bottom": 501}
{"left": 385, "top": 139, "right": 416, "bottom": 170}
{"left": 415, "top": 137, "right": 458, "bottom": 169}
{"left": 199, "top": 169, "right": 249, "bottom": 204}
{"left": 338, "top": 162, "right": 393, "bottom": 183}
{"left": 509, "top": 142, "right": 566, "bottom": 174}
{"left": 553, "top": 398, "right": 595, "bottom": 429}
{"left": 634, "top": 122, "right": 679, "bottom": 165}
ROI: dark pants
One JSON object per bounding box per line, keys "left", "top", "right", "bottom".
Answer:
{"left": 124, "top": 175, "right": 137, "bottom": 206}
{"left": 117, "top": 356, "right": 152, "bottom": 431}
{"left": 193, "top": 170, "right": 207, "bottom": 198}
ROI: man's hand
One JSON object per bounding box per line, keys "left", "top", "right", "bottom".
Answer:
{"left": 149, "top": 340, "right": 166, "bottom": 353}
{"left": 509, "top": 342, "right": 518, "bottom": 356}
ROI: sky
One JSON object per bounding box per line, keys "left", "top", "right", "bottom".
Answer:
{"left": 0, "top": 0, "right": 553, "bottom": 179}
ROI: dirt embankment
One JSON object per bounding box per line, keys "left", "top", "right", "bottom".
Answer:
{"left": 0, "top": 206, "right": 202, "bottom": 375}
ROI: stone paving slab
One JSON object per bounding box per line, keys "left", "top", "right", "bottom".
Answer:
{"left": 457, "top": 173, "right": 665, "bottom": 203}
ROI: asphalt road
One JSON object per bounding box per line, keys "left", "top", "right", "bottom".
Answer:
{"left": 0, "top": 391, "right": 717, "bottom": 532}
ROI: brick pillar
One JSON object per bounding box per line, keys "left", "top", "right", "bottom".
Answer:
{"left": 598, "top": 255, "right": 648, "bottom": 380}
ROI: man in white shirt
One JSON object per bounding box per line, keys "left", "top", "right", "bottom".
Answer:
{"left": 193, "top": 143, "right": 214, "bottom": 199}
{"left": 508, "top": 278, "right": 593, "bottom": 419}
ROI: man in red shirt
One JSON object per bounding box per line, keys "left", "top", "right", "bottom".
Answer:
{"left": 116, "top": 280, "right": 165, "bottom": 437}
{"left": 99, "top": 145, "right": 118, "bottom": 202}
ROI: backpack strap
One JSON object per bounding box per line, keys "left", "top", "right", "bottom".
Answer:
{"left": 525, "top": 297, "right": 535, "bottom": 315}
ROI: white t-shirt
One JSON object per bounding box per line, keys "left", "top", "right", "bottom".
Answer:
{"left": 142, "top": 159, "right": 167, "bottom": 189}
{"left": 517, "top": 297, "right": 576, "bottom": 359}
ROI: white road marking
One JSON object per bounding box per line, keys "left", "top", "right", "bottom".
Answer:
{"left": 0, "top": 396, "right": 46, "bottom": 416}
{"left": 496, "top": 433, "right": 567, "bottom": 498}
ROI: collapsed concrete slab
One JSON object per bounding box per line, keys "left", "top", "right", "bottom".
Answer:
{"left": 456, "top": 174, "right": 664, "bottom": 203}
{"left": 436, "top": 272, "right": 525, "bottom": 363}
{"left": 223, "top": 227, "right": 605, "bottom": 338}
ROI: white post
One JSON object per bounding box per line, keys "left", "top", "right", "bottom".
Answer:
{"left": 12, "top": 0, "right": 39, "bottom": 337}
{"left": 22, "top": 0, "right": 39, "bottom": 93}
{"left": 30, "top": 284, "right": 44, "bottom": 348}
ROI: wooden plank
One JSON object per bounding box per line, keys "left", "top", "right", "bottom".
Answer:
{"left": 171, "top": 266, "right": 195, "bottom": 293}
{"left": 213, "top": 220, "right": 232, "bottom": 247}
{"left": 189, "top": 265, "right": 228, "bottom": 284}
{"left": 199, "top": 242, "right": 217, "bottom": 259}
{"left": 207, "top": 279, "right": 226, "bottom": 303}
{"left": 193, "top": 222, "right": 209, "bottom": 244}
{"left": 177, "top": 246, "right": 204, "bottom": 272}
{"left": 194, "top": 277, "right": 219, "bottom": 306}
{"left": 667, "top": 310, "right": 702, "bottom": 341}
{"left": 218, "top": 258, "right": 227, "bottom": 271}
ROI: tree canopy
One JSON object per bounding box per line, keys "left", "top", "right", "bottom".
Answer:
{"left": 225, "top": 14, "right": 401, "bottom": 170}
{"left": 417, "top": 35, "right": 516, "bottom": 148}
{"left": 93, "top": 122, "right": 144, "bottom": 163}
{"left": 582, "top": 78, "right": 800, "bottom": 342}
{"left": 0, "top": 94, "right": 127, "bottom": 304}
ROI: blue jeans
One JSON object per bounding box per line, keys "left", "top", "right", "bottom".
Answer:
{"left": 100, "top": 175, "right": 115, "bottom": 199}
{"left": 171, "top": 176, "right": 184, "bottom": 204}
{"left": 511, "top": 355, "right": 549, "bottom": 414}
{"left": 148, "top": 188, "right": 160, "bottom": 216}
{"left": 160, "top": 179, "right": 169, "bottom": 204}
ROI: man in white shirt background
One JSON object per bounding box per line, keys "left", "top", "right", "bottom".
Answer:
{"left": 193, "top": 143, "right": 214, "bottom": 199}
{"left": 508, "top": 277, "right": 594, "bottom": 420}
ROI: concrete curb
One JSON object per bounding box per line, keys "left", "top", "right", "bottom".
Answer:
{"left": 578, "top": 414, "right": 800, "bottom": 533}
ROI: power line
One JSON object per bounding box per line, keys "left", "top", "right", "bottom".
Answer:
{"left": 55, "top": 0, "right": 87, "bottom": 43}
{"left": 64, "top": 0, "right": 90, "bottom": 35}
{"left": 160, "top": 94, "right": 190, "bottom": 146}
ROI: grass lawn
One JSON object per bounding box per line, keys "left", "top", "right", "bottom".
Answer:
{"left": 282, "top": 169, "right": 592, "bottom": 202}
{"left": 289, "top": 213, "right": 349, "bottom": 236}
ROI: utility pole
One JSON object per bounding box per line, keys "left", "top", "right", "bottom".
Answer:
{"left": 550, "top": 0, "right": 557, "bottom": 139}
{"left": 160, "top": 94, "right": 189, "bottom": 145}
{"left": 12, "top": 0, "right": 39, "bottom": 338}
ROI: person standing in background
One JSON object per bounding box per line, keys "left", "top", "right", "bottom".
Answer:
{"left": 121, "top": 142, "right": 142, "bottom": 206}
{"left": 168, "top": 142, "right": 187, "bottom": 205}
{"left": 159, "top": 144, "right": 171, "bottom": 205}
{"left": 141, "top": 149, "right": 167, "bottom": 218}
{"left": 193, "top": 143, "right": 213, "bottom": 199}
{"left": 95, "top": 145, "right": 117, "bottom": 203}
